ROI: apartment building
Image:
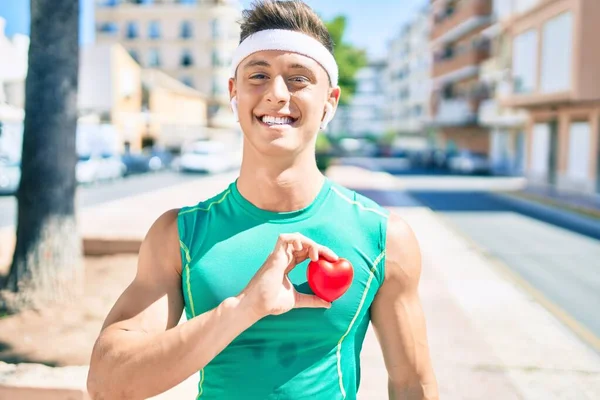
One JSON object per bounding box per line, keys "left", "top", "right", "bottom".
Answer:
{"left": 94, "top": 0, "right": 241, "bottom": 128}
{"left": 328, "top": 61, "right": 388, "bottom": 138}
{"left": 386, "top": 8, "right": 432, "bottom": 136}
{"left": 503, "top": 0, "right": 600, "bottom": 195}
{"left": 0, "top": 17, "right": 28, "bottom": 161}
{"left": 429, "top": 0, "right": 494, "bottom": 154}
{"left": 477, "top": 0, "right": 528, "bottom": 175}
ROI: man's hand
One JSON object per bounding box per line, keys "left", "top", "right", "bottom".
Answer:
{"left": 238, "top": 233, "right": 338, "bottom": 319}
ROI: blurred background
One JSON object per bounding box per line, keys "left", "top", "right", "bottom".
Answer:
{"left": 0, "top": 0, "right": 599, "bottom": 399}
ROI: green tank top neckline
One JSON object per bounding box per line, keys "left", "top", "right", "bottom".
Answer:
{"left": 229, "top": 177, "right": 333, "bottom": 223}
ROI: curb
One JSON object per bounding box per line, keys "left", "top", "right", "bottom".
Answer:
{"left": 82, "top": 237, "right": 142, "bottom": 256}
{"left": 0, "top": 362, "right": 90, "bottom": 400}
{"left": 0, "top": 386, "right": 90, "bottom": 400}
{"left": 491, "top": 191, "right": 600, "bottom": 240}
{"left": 1, "top": 229, "right": 143, "bottom": 268}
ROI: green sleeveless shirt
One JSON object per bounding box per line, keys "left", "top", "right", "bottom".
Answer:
{"left": 177, "top": 177, "right": 389, "bottom": 399}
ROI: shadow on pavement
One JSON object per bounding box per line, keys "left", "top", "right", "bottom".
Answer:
{"left": 354, "top": 188, "right": 600, "bottom": 241}
{"left": 0, "top": 340, "right": 58, "bottom": 367}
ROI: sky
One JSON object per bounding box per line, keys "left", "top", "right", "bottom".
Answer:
{"left": 0, "top": 0, "right": 426, "bottom": 58}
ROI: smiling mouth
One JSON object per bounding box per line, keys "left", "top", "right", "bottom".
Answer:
{"left": 257, "top": 115, "right": 299, "bottom": 127}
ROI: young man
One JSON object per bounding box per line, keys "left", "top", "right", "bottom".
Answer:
{"left": 87, "top": 1, "right": 438, "bottom": 399}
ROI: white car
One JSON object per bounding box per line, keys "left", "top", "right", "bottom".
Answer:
{"left": 77, "top": 154, "right": 126, "bottom": 184}
{"left": 448, "top": 151, "right": 491, "bottom": 175}
{"left": 0, "top": 158, "right": 20, "bottom": 195}
{"left": 179, "top": 141, "right": 241, "bottom": 174}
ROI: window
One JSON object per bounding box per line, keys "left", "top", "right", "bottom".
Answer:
{"left": 98, "top": 22, "right": 118, "bottom": 35}
{"left": 512, "top": 29, "right": 537, "bottom": 94}
{"left": 212, "top": 78, "right": 226, "bottom": 96}
{"left": 180, "top": 21, "right": 193, "bottom": 39}
{"left": 531, "top": 123, "right": 550, "bottom": 174}
{"left": 541, "top": 12, "right": 572, "bottom": 93}
{"left": 128, "top": 49, "right": 140, "bottom": 63}
{"left": 103, "top": 0, "right": 119, "bottom": 6}
{"left": 211, "top": 19, "right": 221, "bottom": 40}
{"left": 181, "top": 77, "right": 194, "bottom": 88}
{"left": 148, "top": 48, "right": 161, "bottom": 67}
{"left": 181, "top": 49, "right": 194, "bottom": 67}
{"left": 568, "top": 122, "right": 591, "bottom": 180}
{"left": 515, "top": 0, "right": 539, "bottom": 15}
{"left": 211, "top": 48, "right": 222, "bottom": 67}
{"left": 178, "top": 0, "right": 197, "bottom": 3}
{"left": 148, "top": 21, "right": 161, "bottom": 39}
{"left": 126, "top": 21, "right": 139, "bottom": 39}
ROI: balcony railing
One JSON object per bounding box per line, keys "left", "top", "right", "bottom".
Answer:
{"left": 433, "top": 40, "right": 490, "bottom": 78}
{"left": 431, "top": 98, "right": 479, "bottom": 126}
{"left": 432, "top": 0, "right": 493, "bottom": 41}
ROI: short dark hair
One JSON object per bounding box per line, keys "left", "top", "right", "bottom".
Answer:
{"left": 240, "top": 0, "right": 334, "bottom": 54}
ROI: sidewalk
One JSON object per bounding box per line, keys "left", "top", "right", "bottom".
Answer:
{"left": 1, "top": 167, "right": 600, "bottom": 399}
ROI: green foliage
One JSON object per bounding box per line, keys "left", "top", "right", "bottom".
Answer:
{"left": 325, "top": 16, "right": 368, "bottom": 105}
{"left": 315, "top": 133, "right": 333, "bottom": 153}
{"left": 380, "top": 130, "right": 397, "bottom": 146}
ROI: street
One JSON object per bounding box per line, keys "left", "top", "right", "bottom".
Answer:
{"left": 345, "top": 158, "right": 600, "bottom": 354}
{"left": 0, "top": 170, "right": 204, "bottom": 228}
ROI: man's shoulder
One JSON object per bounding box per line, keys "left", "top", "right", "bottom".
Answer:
{"left": 178, "top": 183, "right": 234, "bottom": 217}
{"left": 328, "top": 181, "right": 389, "bottom": 219}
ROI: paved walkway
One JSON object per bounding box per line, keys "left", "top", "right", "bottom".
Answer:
{"left": 1, "top": 167, "right": 600, "bottom": 399}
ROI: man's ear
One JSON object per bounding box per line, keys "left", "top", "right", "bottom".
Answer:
{"left": 320, "top": 87, "right": 341, "bottom": 131}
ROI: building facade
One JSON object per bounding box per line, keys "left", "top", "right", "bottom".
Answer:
{"left": 0, "top": 17, "right": 28, "bottom": 161}
{"left": 477, "top": 0, "right": 528, "bottom": 175}
{"left": 386, "top": 8, "right": 432, "bottom": 137}
{"left": 504, "top": 0, "right": 600, "bottom": 195}
{"left": 94, "top": 0, "right": 241, "bottom": 128}
{"left": 328, "top": 60, "right": 388, "bottom": 138}
{"left": 429, "top": 0, "right": 494, "bottom": 154}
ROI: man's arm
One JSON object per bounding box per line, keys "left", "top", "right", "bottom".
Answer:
{"left": 371, "top": 212, "right": 439, "bottom": 400}
{"left": 87, "top": 209, "right": 260, "bottom": 400}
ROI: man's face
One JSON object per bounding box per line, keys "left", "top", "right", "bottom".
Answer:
{"left": 230, "top": 50, "right": 339, "bottom": 157}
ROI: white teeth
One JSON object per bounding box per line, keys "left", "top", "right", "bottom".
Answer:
{"left": 261, "top": 115, "right": 294, "bottom": 125}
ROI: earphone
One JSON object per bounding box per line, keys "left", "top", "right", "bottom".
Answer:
{"left": 320, "top": 103, "right": 334, "bottom": 131}
{"left": 230, "top": 97, "right": 239, "bottom": 122}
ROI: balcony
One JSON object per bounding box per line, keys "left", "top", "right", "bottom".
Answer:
{"left": 478, "top": 98, "right": 528, "bottom": 128}
{"left": 431, "top": 98, "right": 478, "bottom": 126}
{"left": 432, "top": 0, "right": 493, "bottom": 42}
{"left": 433, "top": 42, "right": 489, "bottom": 79}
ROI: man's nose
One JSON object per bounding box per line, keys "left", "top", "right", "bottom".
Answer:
{"left": 265, "top": 76, "right": 290, "bottom": 104}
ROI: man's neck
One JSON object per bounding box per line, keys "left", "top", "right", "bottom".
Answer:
{"left": 236, "top": 147, "right": 325, "bottom": 213}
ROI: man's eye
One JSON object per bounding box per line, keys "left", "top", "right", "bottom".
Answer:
{"left": 291, "top": 76, "right": 309, "bottom": 83}
{"left": 250, "top": 74, "right": 268, "bottom": 80}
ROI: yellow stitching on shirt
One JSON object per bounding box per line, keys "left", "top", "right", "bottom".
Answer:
{"left": 331, "top": 187, "right": 389, "bottom": 218}
{"left": 336, "top": 250, "right": 386, "bottom": 399}
{"left": 180, "top": 239, "right": 204, "bottom": 397}
{"left": 179, "top": 189, "right": 231, "bottom": 215}
{"left": 180, "top": 192, "right": 230, "bottom": 398}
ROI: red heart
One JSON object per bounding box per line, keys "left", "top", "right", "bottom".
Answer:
{"left": 307, "top": 258, "right": 354, "bottom": 302}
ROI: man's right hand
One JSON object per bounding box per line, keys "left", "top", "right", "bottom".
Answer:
{"left": 238, "top": 233, "right": 338, "bottom": 319}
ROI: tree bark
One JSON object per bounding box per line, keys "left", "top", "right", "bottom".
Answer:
{"left": 1, "top": 0, "right": 83, "bottom": 312}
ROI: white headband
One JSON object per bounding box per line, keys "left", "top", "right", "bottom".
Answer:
{"left": 230, "top": 29, "right": 338, "bottom": 87}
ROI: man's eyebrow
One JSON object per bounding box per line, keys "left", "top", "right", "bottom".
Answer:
{"left": 290, "top": 63, "right": 314, "bottom": 74}
{"left": 243, "top": 60, "right": 271, "bottom": 69}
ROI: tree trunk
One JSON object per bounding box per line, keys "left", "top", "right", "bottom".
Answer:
{"left": 1, "top": 0, "right": 82, "bottom": 313}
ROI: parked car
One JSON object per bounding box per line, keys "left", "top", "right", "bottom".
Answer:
{"left": 0, "top": 158, "right": 20, "bottom": 195}
{"left": 76, "top": 153, "right": 126, "bottom": 184}
{"left": 121, "top": 147, "right": 173, "bottom": 176}
{"left": 179, "top": 140, "right": 240, "bottom": 174}
{"left": 448, "top": 151, "right": 491, "bottom": 174}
